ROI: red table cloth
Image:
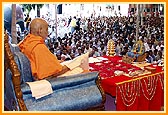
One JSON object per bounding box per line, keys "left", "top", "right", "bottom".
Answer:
{"left": 89, "top": 56, "right": 164, "bottom": 111}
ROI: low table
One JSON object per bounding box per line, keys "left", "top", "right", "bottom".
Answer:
{"left": 89, "top": 56, "right": 164, "bottom": 111}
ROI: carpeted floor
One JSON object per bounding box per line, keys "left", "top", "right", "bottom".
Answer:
{"left": 104, "top": 94, "right": 116, "bottom": 111}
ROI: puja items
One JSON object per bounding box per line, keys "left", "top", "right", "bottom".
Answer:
{"left": 144, "top": 66, "right": 156, "bottom": 73}
{"left": 114, "top": 70, "right": 124, "bottom": 76}
{"left": 122, "top": 55, "right": 135, "bottom": 64}
{"left": 107, "top": 39, "right": 115, "bottom": 56}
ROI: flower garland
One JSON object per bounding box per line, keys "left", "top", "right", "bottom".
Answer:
{"left": 116, "top": 74, "right": 163, "bottom": 107}
{"left": 89, "top": 56, "right": 164, "bottom": 108}
{"left": 140, "top": 75, "right": 158, "bottom": 100}
{"left": 158, "top": 74, "right": 164, "bottom": 90}
{"left": 117, "top": 80, "right": 139, "bottom": 107}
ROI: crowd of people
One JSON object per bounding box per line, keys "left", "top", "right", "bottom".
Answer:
{"left": 44, "top": 14, "right": 164, "bottom": 64}
{"left": 7, "top": 11, "right": 163, "bottom": 80}
{"left": 16, "top": 13, "right": 164, "bottom": 64}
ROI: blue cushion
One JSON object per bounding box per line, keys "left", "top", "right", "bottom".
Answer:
{"left": 7, "top": 43, "right": 35, "bottom": 83}
{"left": 22, "top": 81, "right": 102, "bottom": 111}
{"left": 48, "top": 72, "right": 99, "bottom": 90}
{"left": 9, "top": 43, "right": 20, "bottom": 53}
{"left": 21, "top": 72, "right": 99, "bottom": 95}
{"left": 4, "top": 69, "right": 19, "bottom": 110}
{"left": 14, "top": 52, "right": 35, "bottom": 83}
{"left": 21, "top": 72, "right": 103, "bottom": 111}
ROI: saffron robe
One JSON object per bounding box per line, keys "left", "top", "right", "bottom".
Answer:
{"left": 18, "top": 34, "right": 63, "bottom": 79}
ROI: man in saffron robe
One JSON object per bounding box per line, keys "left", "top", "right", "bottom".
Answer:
{"left": 18, "top": 18, "right": 89, "bottom": 80}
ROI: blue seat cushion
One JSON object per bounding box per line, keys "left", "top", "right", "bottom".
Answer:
{"left": 9, "top": 43, "right": 20, "bottom": 53}
{"left": 14, "top": 52, "right": 35, "bottom": 83}
{"left": 21, "top": 72, "right": 103, "bottom": 111}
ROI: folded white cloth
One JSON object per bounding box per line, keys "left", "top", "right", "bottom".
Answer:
{"left": 27, "top": 80, "right": 53, "bottom": 99}
{"left": 89, "top": 57, "right": 101, "bottom": 63}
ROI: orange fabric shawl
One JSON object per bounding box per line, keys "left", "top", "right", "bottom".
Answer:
{"left": 18, "top": 34, "right": 63, "bottom": 79}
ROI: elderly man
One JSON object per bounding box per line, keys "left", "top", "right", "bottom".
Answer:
{"left": 18, "top": 18, "right": 89, "bottom": 80}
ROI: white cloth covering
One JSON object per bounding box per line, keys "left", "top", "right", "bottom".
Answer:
{"left": 89, "top": 57, "right": 108, "bottom": 63}
{"left": 27, "top": 80, "right": 53, "bottom": 99}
